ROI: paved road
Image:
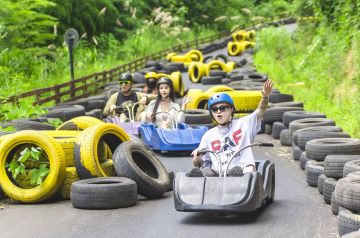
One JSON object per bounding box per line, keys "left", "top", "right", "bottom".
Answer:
{"left": 0, "top": 23, "right": 338, "bottom": 238}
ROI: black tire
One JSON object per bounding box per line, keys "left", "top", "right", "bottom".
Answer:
{"left": 280, "top": 129, "right": 292, "bottom": 146}
{"left": 264, "top": 124, "right": 272, "bottom": 135}
{"left": 221, "top": 78, "right": 231, "bottom": 84}
{"left": 0, "top": 119, "right": 55, "bottom": 131}
{"left": 344, "top": 159, "right": 360, "bottom": 177}
{"left": 317, "top": 174, "right": 327, "bottom": 195}
{"left": 201, "top": 76, "right": 223, "bottom": 85}
{"left": 88, "top": 99, "right": 105, "bottom": 110}
{"left": 322, "top": 177, "right": 337, "bottom": 204}
{"left": 334, "top": 176, "right": 360, "bottom": 212}
{"left": 167, "top": 170, "right": 174, "bottom": 191}
{"left": 112, "top": 141, "right": 170, "bottom": 198}
{"left": 282, "top": 111, "right": 326, "bottom": 127}
{"left": 305, "top": 138, "right": 360, "bottom": 161}
{"left": 289, "top": 118, "right": 336, "bottom": 133}
{"left": 70, "top": 177, "right": 137, "bottom": 209}
{"left": 300, "top": 152, "right": 310, "bottom": 170}
{"left": 214, "top": 54, "right": 229, "bottom": 63}
{"left": 342, "top": 230, "right": 360, "bottom": 238}
{"left": 271, "top": 121, "right": 287, "bottom": 139}
{"left": 269, "top": 93, "right": 293, "bottom": 103}
{"left": 292, "top": 144, "right": 303, "bottom": 161}
{"left": 230, "top": 74, "right": 245, "bottom": 82}
{"left": 243, "top": 73, "right": 268, "bottom": 83}
{"left": 273, "top": 101, "right": 303, "bottom": 108}
{"left": 209, "top": 70, "right": 227, "bottom": 78}
{"left": 305, "top": 160, "right": 324, "bottom": 187}
{"left": 338, "top": 207, "right": 360, "bottom": 237}
{"left": 324, "top": 155, "right": 360, "bottom": 179}
{"left": 183, "top": 109, "right": 213, "bottom": 125}
{"left": 331, "top": 192, "right": 340, "bottom": 215}
{"left": 263, "top": 107, "right": 304, "bottom": 124}
{"left": 296, "top": 129, "right": 349, "bottom": 150}
{"left": 203, "top": 56, "right": 213, "bottom": 63}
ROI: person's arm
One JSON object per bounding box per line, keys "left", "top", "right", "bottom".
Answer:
{"left": 137, "top": 92, "right": 156, "bottom": 105}
{"left": 255, "top": 79, "right": 273, "bottom": 119}
{"left": 103, "top": 93, "right": 118, "bottom": 116}
{"left": 181, "top": 95, "right": 192, "bottom": 110}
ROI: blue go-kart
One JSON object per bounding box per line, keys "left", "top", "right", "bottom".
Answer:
{"left": 174, "top": 143, "right": 275, "bottom": 213}
{"left": 138, "top": 111, "right": 208, "bottom": 152}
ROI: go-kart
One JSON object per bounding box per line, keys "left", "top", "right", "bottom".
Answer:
{"left": 104, "top": 101, "right": 142, "bottom": 136}
{"left": 138, "top": 111, "right": 208, "bottom": 152}
{"left": 174, "top": 143, "right": 275, "bottom": 213}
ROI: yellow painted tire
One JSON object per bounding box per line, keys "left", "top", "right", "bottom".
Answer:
{"left": 186, "top": 50, "right": 203, "bottom": 63}
{"left": 188, "top": 62, "right": 206, "bottom": 83}
{"left": 206, "top": 60, "right": 228, "bottom": 75}
{"left": 189, "top": 93, "right": 210, "bottom": 110}
{"left": 226, "top": 62, "right": 236, "bottom": 71}
{"left": 226, "top": 91, "right": 262, "bottom": 112}
{"left": 56, "top": 116, "right": 104, "bottom": 131}
{"left": 246, "top": 30, "right": 256, "bottom": 42}
{"left": 0, "top": 131, "right": 66, "bottom": 203}
{"left": 228, "top": 42, "right": 242, "bottom": 56}
{"left": 100, "top": 159, "right": 116, "bottom": 177}
{"left": 56, "top": 167, "right": 79, "bottom": 200}
{"left": 170, "top": 71, "right": 184, "bottom": 96}
{"left": 166, "top": 52, "right": 177, "bottom": 61}
{"left": 41, "top": 130, "right": 81, "bottom": 138}
{"left": 75, "top": 123, "right": 130, "bottom": 178}
{"left": 169, "top": 55, "right": 192, "bottom": 63}
{"left": 232, "top": 30, "right": 247, "bottom": 42}
{"left": 185, "top": 89, "right": 203, "bottom": 109}
{"left": 206, "top": 85, "right": 234, "bottom": 93}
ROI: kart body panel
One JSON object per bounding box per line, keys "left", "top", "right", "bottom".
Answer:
{"left": 174, "top": 160, "right": 275, "bottom": 213}
{"left": 138, "top": 122, "right": 208, "bottom": 151}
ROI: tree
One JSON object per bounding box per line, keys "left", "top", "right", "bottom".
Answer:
{"left": 0, "top": 0, "right": 57, "bottom": 48}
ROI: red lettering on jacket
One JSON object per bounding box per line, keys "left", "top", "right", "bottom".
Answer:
{"left": 211, "top": 140, "right": 221, "bottom": 151}
{"left": 233, "top": 129, "right": 242, "bottom": 145}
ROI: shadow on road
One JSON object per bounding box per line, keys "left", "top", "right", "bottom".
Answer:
{"left": 179, "top": 201, "right": 279, "bottom": 225}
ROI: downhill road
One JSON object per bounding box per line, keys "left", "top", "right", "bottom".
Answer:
{"left": 0, "top": 23, "right": 338, "bottom": 238}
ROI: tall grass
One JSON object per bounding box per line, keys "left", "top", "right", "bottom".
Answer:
{"left": 254, "top": 24, "right": 360, "bottom": 138}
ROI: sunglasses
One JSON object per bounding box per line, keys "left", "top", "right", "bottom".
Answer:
{"left": 120, "top": 81, "right": 131, "bottom": 85}
{"left": 210, "top": 105, "right": 230, "bottom": 113}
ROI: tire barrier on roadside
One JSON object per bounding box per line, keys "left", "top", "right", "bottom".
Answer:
{"left": 166, "top": 49, "right": 203, "bottom": 64}
{"left": 289, "top": 118, "right": 336, "bottom": 133}
{"left": 228, "top": 41, "right": 255, "bottom": 56}
{"left": 338, "top": 207, "right": 360, "bottom": 237}
{"left": 324, "top": 155, "right": 360, "bottom": 179}
{"left": 70, "top": 177, "right": 137, "bottom": 209}
{"left": 305, "top": 160, "right": 324, "bottom": 187}
{"left": 343, "top": 160, "right": 360, "bottom": 177}
{"left": 57, "top": 116, "right": 104, "bottom": 130}
{"left": 112, "top": 140, "right": 170, "bottom": 199}
{"left": 317, "top": 174, "right": 326, "bottom": 194}
{"left": 263, "top": 106, "right": 304, "bottom": 124}
{"left": 0, "top": 119, "right": 55, "bottom": 131}
{"left": 74, "top": 123, "right": 130, "bottom": 179}
{"left": 305, "top": 138, "right": 360, "bottom": 161}
{"left": 322, "top": 177, "right": 337, "bottom": 204}
{"left": 282, "top": 111, "right": 326, "bottom": 127}
{"left": 300, "top": 151, "right": 310, "bottom": 170}
{"left": 0, "top": 131, "right": 66, "bottom": 203}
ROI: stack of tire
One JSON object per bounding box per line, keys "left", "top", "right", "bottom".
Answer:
{"left": 0, "top": 116, "right": 172, "bottom": 210}
{"left": 227, "top": 30, "right": 256, "bottom": 56}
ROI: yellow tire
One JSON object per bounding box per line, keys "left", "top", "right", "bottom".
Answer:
{"left": 226, "top": 62, "right": 236, "bottom": 71}
{"left": 228, "top": 42, "right": 242, "bottom": 56}
{"left": 56, "top": 116, "right": 104, "bottom": 131}
{"left": 188, "top": 62, "right": 206, "bottom": 83}
{"left": 205, "top": 60, "right": 228, "bottom": 75}
{"left": 246, "top": 30, "right": 256, "bottom": 42}
{"left": 169, "top": 55, "right": 192, "bottom": 63}
{"left": 41, "top": 130, "right": 81, "bottom": 138}
{"left": 226, "top": 91, "right": 262, "bottom": 112}
{"left": 186, "top": 49, "right": 203, "bottom": 63}
{"left": 0, "top": 131, "right": 66, "bottom": 203}
{"left": 100, "top": 159, "right": 116, "bottom": 177}
{"left": 185, "top": 89, "right": 203, "bottom": 109}
{"left": 232, "top": 30, "right": 247, "bottom": 42}
{"left": 206, "top": 85, "right": 234, "bottom": 94}
{"left": 75, "top": 123, "right": 130, "bottom": 178}
{"left": 56, "top": 167, "right": 79, "bottom": 200}
{"left": 166, "top": 52, "right": 177, "bottom": 61}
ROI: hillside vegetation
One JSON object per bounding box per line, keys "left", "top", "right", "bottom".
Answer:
{"left": 254, "top": 0, "right": 360, "bottom": 137}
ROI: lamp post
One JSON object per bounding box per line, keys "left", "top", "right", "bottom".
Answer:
{"left": 64, "top": 28, "right": 79, "bottom": 98}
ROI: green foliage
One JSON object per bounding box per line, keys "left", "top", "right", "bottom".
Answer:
{"left": 6, "top": 146, "right": 49, "bottom": 186}
{"left": 254, "top": 25, "right": 360, "bottom": 138}
{"left": 0, "top": 0, "right": 57, "bottom": 48}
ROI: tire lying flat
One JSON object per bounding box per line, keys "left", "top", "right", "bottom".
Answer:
{"left": 71, "top": 177, "right": 137, "bottom": 209}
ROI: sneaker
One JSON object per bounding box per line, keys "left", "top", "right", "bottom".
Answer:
{"left": 187, "top": 167, "right": 204, "bottom": 177}
{"left": 228, "top": 166, "right": 244, "bottom": 177}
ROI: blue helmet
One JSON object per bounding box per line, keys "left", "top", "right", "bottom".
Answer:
{"left": 208, "top": 93, "right": 235, "bottom": 112}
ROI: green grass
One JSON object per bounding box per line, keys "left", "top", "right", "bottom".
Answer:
{"left": 254, "top": 23, "right": 360, "bottom": 138}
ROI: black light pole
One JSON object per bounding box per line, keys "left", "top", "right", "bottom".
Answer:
{"left": 64, "top": 28, "right": 79, "bottom": 98}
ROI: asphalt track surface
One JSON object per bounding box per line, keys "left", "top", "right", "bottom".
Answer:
{"left": 0, "top": 24, "right": 338, "bottom": 238}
